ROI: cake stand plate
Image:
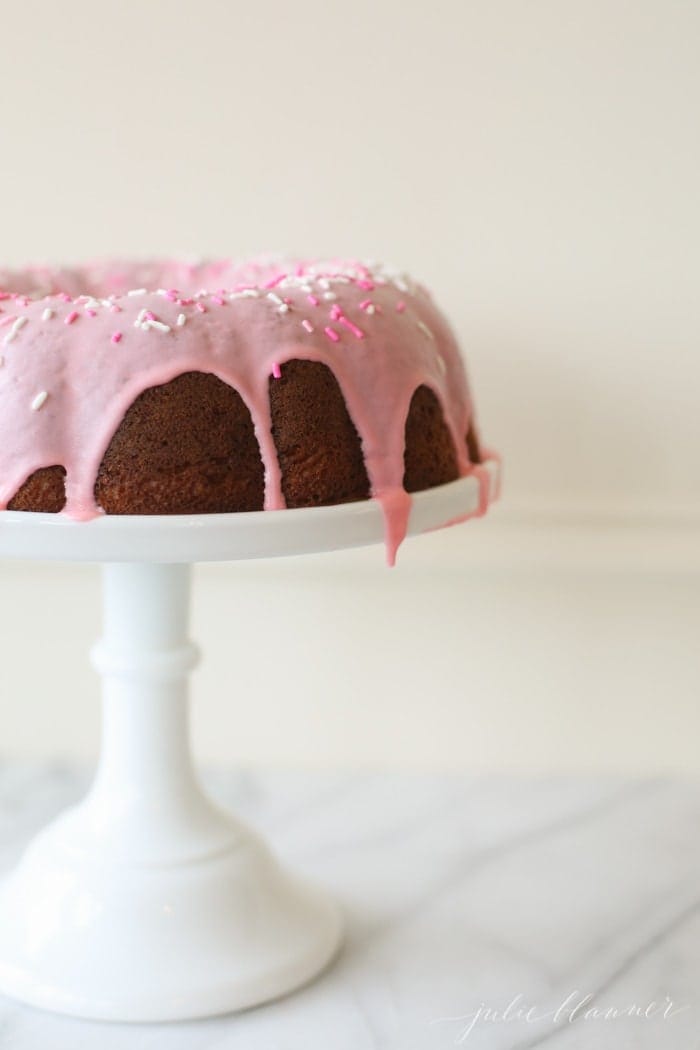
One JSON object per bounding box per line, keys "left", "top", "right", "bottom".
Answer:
{"left": 0, "top": 464, "right": 498, "bottom": 1023}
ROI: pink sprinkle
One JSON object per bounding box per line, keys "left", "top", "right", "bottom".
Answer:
{"left": 330, "top": 303, "right": 342, "bottom": 321}
{"left": 65, "top": 310, "right": 79, "bottom": 325}
{"left": 324, "top": 325, "right": 340, "bottom": 343}
{"left": 301, "top": 319, "right": 314, "bottom": 333}
{"left": 339, "top": 316, "right": 365, "bottom": 340}
{"left": 111, "top": 331, "right": 123, "bottom": 344}
{"left": 165, "top": 289, "right": 179, "bottom": 301}
{"left": 59, "top": 293, "right": 72, "bottom": 303}
{"left": 263, "top": 274, "right": 285, "bottom": 290}
{"left": 307, "top": 294, "right": 319, "bottom": 306}
{"left": 110, "top": 303, "right": 122, "bottom": 313}
{"left": 86, "top": 308, "right": 97, "bottom": 317}
{"left": 144, "top": 310, "right": 156, "bottom": 321}
{"left": 357, "top": 279, "right": 375, "bottom": 291}
{"left": 196, "top": 302, "right": 207, "bottom": 313}
{"left": 271, "top": 362, "right": 282, "bottom": 379}
{"left": 396, "top": 300, "right": 406, "bottom": 313}
{"left": 212, "top": 295, "right": 225, "bottom": 306}
{"left": 359, "top": 298, "right": 373, "bottom": 310}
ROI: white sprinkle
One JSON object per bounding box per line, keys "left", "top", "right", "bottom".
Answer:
{"left": 142, "top": 319, "right": 171, "bottom": 333}
{"left": 277, "top": 303, "right": 290, "bottom": 314}
{"left": 134, "top": 308, "right": 147, "bottom": 327}
{"left": 365, "top": 304, "right": 376, "bottom": 315}
{"left": 4, "top": 316, "right": 28, "bottom": 345}
{"left": 394, "top": 277, "right": 409, "bottom": 293}
{"left": 230, "top": 289, "right": 259, "bottom": 300}
{"left": 176, "top": 313, "right": 187, "bottom": 327}
{"left": 417, "top": 320, "right": 434, "bottom": 340}
{"left": 127, "top": 288, "right": 147, "bottom": 297}
{"left": 301, "top": 319, "right": 314, "bottom": 333}
{"left": 100, "top": 299, "right": 113, "bottom": 308}
{"left": 42, "top": 308, "right": 54, "bottom": 321}
{"left": 318, "top": 278, "right": 331, "bottom": 290}
{"left": 267, "top": 292, "right": 284, "bottom": 306}
{"left": 322, "top": 291, "right": 336, "bottom": 301}
{"left": 31, "top": 390, "right": 48, "bottom": 411}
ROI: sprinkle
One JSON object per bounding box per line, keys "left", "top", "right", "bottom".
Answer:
{"left": 324, "top": 325, "right": 340, "bottom": 343}
{"left": 4, "top": 316, "right": 28, "bottom": 344}
{"left": 339, "top": 316, "right": 365, "bottom": 340}
{"left": 65, "top": 310, "right": 79, "bottom": 325}
{"left": 395, "top": 300, "right": 406, "bottom": 313}
{"left": 307, "top": 294, "right": 319, "bottom": 306}
{"left": 417, "top": 320, "right": 434, "bottom": 340}
{"left": 264, "top": 274, "right": 286, "bottom": 290}
{"left": 86, "top": 308, "right": 97, "bottom": 317}
{"left": 359, "top": 299, "right": 373, "bottom": 310}
{"left": 127, "top": 288, "right": 147, "bottom": 297}
{"left": 41, "top": 308, "right": 54, "bottom": 321}
{"left": 365, "top": 304, "right": 376, "bottom": 315}
{"left": 357, "top": 279, "right": 375, "bottom": 291}
{"left": 330, "top": 303, "right": 342, "bottom": 321}
{"left": 176, "top": 313, "right": 186, "bottom": 327}
{"left": 231, "top": 288, "right": 258, "bottom": 299}
{"left": 271, "top": 361, "right": 282, "bottom": 379}
{"left": 111, "top": 332, "right": 122, "bottom": 344}
{"left": 31, "top": 391, "right": 48, "bottom": 411}
{"left": 301, "top": 319, "right": 314, "bottom": 333}
{"left": 142, "top": 319, "right": 171, "bottom": 333}
{"left": 59, "top": 293, "right": 72, "bottom": 302}
{"left": 134, "top": 308, "right": 147, "bottom": 327}
{"left": 195, "top": 302, "right": 207, "bottom": 313}
{"left": 110, "top": 303, "right": 122, "bottom": 313}
{"left": 322, "top": 291, "right": 336, "bottom": 301}
{"left": 212, "top": 295, "right": 225, "bottom": 306}
{"left": 267, "top": 292, "right": 284, "bottom": 306}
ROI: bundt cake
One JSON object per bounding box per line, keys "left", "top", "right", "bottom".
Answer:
{"left": 0, "top": 258, "right": 490, "bottom": 560}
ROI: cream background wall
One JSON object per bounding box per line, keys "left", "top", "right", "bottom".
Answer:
{"left": 0, "top": 0, "right": 698, "bottom": 772}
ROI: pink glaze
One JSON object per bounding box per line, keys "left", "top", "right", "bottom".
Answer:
{"left": 0, "top": 258, "right": 486, "bottom": 562}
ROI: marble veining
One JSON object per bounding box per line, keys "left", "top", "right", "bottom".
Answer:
{"left": 0, "top": 764, "right": 699, "bottom": 1049}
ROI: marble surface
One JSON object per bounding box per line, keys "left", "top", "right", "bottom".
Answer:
{"left": 0, "top": 764, "right": 699, "bottom": 1049}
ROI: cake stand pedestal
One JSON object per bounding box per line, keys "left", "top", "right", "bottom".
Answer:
{"left": 0, "top": 465, "right": 497, "bottom": 1023}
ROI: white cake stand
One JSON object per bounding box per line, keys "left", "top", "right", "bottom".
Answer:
{"left": 0, "top": 463, "right": 498, "bottom": 1023}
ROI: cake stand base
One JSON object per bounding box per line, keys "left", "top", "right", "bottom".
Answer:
{"left": 0, "top": 816, "right": 341, "bottom": 1022}
{"left": 0, "top": 562, "right": 341, "bottom": 1022}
